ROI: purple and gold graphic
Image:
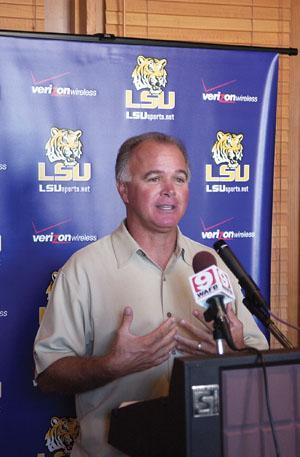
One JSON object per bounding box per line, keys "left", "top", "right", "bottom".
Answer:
{"left": 0, "top": 34, "right": 278, "bottom": 455}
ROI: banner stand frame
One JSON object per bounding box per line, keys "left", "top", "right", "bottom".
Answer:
{"left": 0, "top": 29, "right": 297, "bottom": 56}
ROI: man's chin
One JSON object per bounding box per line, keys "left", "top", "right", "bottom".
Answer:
{"left": 151, "top": 219, "right": 179, "bottom": 233}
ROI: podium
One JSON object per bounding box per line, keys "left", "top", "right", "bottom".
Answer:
{"left": 108, "top": 349, "right": 300, "bottom": 457}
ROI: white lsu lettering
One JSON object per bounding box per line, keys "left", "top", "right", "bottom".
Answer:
{"left": 205, "top": 164, "right": 250, "bottom": 182}
{"left": 38, "top": 162, "right": 91, "bottom": 181}
{"left": 125, "top": 90, "right": 175, "bottom": 109}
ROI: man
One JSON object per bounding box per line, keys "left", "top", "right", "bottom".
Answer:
{"left": 34, "top": 132, "right": 268, "bottom": 457}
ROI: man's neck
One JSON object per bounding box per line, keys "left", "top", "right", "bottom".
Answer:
{"left": 126, "top": 221, "right": 178, "bottom": 270}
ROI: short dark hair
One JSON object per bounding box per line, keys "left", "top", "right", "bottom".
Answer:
{"left": 115, "top": 131, "right": 191, "bottom": 182}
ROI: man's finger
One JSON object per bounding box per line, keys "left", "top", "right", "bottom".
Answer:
{"left": 226, "top": 303, "right": 239, "bottom": 326}
{"left": 146, "top": 325, "right": 177, "bottom": 356}
{"left": 147, "top": 317, "right": 176, "bottom": 341}
{"left": 119, "top": 306, "right": 133, "bottom": 334}
{"left": 178, "top": 318, "right": 211, "bottom": 339}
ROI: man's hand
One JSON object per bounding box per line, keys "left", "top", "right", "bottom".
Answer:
{"left": 107, "top": 306, "right": 178, "bottom": 378}
{"left": 36, "top": 306, "right": 177, "bottom": 395}
{"left": 175, "top": 303, "right": 245, "bottom": 355}
{"left": 225, "top": 303, "right": 245, "bottom": 350}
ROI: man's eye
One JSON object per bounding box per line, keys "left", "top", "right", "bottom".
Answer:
{"left": 175, "top": 176, "right": 186, "bottom": 184}
{"left": 148, "top": 176, "right": 160, "bottom": 182}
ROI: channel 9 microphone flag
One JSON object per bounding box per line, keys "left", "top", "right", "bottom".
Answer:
{"left": 0, "top": 32, "right": 278, "bottom": 456}
{"left": 189, "top": 252, "right": 235, "bottom": 309}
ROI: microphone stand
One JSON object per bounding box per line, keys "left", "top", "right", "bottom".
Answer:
{"left": 243, "top": 295, "right": 294, "bottom": 349}
{"left": 212, "top": 319, "right": 226, "bottom": 355}
{"left": 213, "top": 239, "right": 294, "bottom": 349}
{"left": 204, "top": 295, "right": 233, "bottom": 355}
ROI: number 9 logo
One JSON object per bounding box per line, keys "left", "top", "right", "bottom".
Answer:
{"left": 192, "top": 268, "right": 215, "bottom": 292}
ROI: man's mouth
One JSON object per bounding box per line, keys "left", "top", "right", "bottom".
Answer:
{"left": 156, "top": 204, "right": 176, "bottom": 211}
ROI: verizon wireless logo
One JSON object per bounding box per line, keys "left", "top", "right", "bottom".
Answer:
{"left": 32, "top": 219, "right": 97, "bottom": 245}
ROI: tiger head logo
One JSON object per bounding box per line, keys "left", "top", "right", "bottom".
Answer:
{"left": 212, "top": 131, "right": 244, "bottom": 169}
{"left": 45, "top": 416, "right": 79, "bottom": 456}
{"left": 45, "top": 127, "right": 83, "bottom": 167}
{"left": 132, "top": 55, "right": 167, "bottom": 95}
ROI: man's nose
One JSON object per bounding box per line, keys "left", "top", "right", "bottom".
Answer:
{"left": 160, "top": 181, "right": 175, "bottom": 197}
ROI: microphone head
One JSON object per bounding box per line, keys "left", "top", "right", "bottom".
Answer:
{"left": 189, "top": 258, "right": 235, "bottom": 309}
{"left": 213, "top": 239, "right": 227, "bottom": 253}
{"left": 192, "top": 251, "right": 217, "bottom": 273}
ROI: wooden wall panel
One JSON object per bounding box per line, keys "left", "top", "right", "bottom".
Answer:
{"left": 0, "top": 1, "right": 44, "bottom": 31}
{"left": 287, "top": 0, "right": 300, "bottom": 346}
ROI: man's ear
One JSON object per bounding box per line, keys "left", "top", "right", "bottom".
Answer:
{"left": 117, "top": 181, "right": 129, "bottom": 204}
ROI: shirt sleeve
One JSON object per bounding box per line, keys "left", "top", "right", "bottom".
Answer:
{"left": 33, "top": 266, "right": 93, "bottom": 377}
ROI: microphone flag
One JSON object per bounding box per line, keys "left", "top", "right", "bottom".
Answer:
{"left": 189, "top": 264, "right": 235, "bottom": 309}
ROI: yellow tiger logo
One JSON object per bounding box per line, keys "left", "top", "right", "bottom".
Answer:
{"left": 132, "top": 55, "right": 167, "bottom": 95}
{"left": 45, "top": 416, "right": 79, "bottom": 457}
{"left": 45, "top": 127, "right": 83, "bottom": 167}
{"left": 212, "top": 131, "right": 244, "bottom": 169}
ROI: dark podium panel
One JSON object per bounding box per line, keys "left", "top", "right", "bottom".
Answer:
{"left": 108, "top": 349, "right": 300, "bottom": 457}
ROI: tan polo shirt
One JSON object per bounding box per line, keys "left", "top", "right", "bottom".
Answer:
{"left": 34, "top": 222, "right": 268, "bottom": 457}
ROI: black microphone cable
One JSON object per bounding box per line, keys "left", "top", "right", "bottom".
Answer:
{"left": 233, "top": 346, "right": 281, "bottom": 457}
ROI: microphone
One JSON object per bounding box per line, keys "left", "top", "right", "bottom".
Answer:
{"left": 213, "top": 239, "right": 295, "bottom": 349}
{"left": 189, "top": 251, "right": 235, "bottom": 310}
{"left": 189, "top": 251, "right": 236, "bottom": 353}
{"left": 192, "top": 251, "right": 217, "bottom": 277}
{"left": 213, "top": 240, "right": 269, "bottom": 314}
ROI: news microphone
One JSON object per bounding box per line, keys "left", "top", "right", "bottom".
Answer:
{"left": 189, "top": 251, "right": 236, "bottom": 352}
{"left": 189, "top": 251, "right": 235, "bottom": 310}
{"left": 213, "top": 239, "right": 269, "bottom": 312}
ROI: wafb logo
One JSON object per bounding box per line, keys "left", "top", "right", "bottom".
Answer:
{"left": 205, "top": 131, "right": 250, "bottom": 193}
{"left": 38, "top": 127, "right": 91, "bottom": 193}
{"left": 125, "top": 55, "right": 175, "bottom": 117}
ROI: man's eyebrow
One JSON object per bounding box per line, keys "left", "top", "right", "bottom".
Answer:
{"left": 143, "top": 169, "right": 188, "bottom": 179}
{"left": 176, "top": 169, "right": 189, "bottom": 179}
{"left": 143, "top": 170, "right": 163, "bottom": 178}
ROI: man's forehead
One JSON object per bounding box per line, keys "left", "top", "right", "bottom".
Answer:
{"left": 131, "top": 140, "right": 186, "bottom": 162}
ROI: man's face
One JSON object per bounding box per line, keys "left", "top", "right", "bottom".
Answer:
{"left": 118, "top": 140, "right": 189, "bottom": 235}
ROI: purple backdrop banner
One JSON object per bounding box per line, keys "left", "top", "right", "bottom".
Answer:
{"left": 0, "top": 34, "right": 278, "bottom": 456}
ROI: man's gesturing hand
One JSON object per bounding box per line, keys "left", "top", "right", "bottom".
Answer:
{"left": 175, "top": 303, "right": 245, "bottom": 355}
{"left": 107, "top": 306, "right": 177, "bottom": 378}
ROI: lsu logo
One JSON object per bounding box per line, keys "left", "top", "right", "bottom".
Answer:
{"left": 45, "top": 416, "right": 79, "bottom": 457}
{"left": 125, "top": 55, "right": 175, "bottom": 110}
{"left": 212, "top": 131, "right": 243, "bottom": 170}
{"left": 38, "top": 127, "right": 91, "bottom": 182}
{"left": 132, "top": 55, "right": 167, "bottom": 94}
{"left": 206, "top": 131, "right": 249, "bottom": 183}
{"left": 45, "top": 127, "right": 83, "bottom": 166}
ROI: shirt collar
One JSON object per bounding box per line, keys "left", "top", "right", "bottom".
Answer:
{"left": 176, "top": 228, "right": 194, "bottom": 267}
{"left": 111, "top": 221, "right": 140, "bottom": 268}
{"left": 111, "top": 221, "right": 192, "bottom": 268}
